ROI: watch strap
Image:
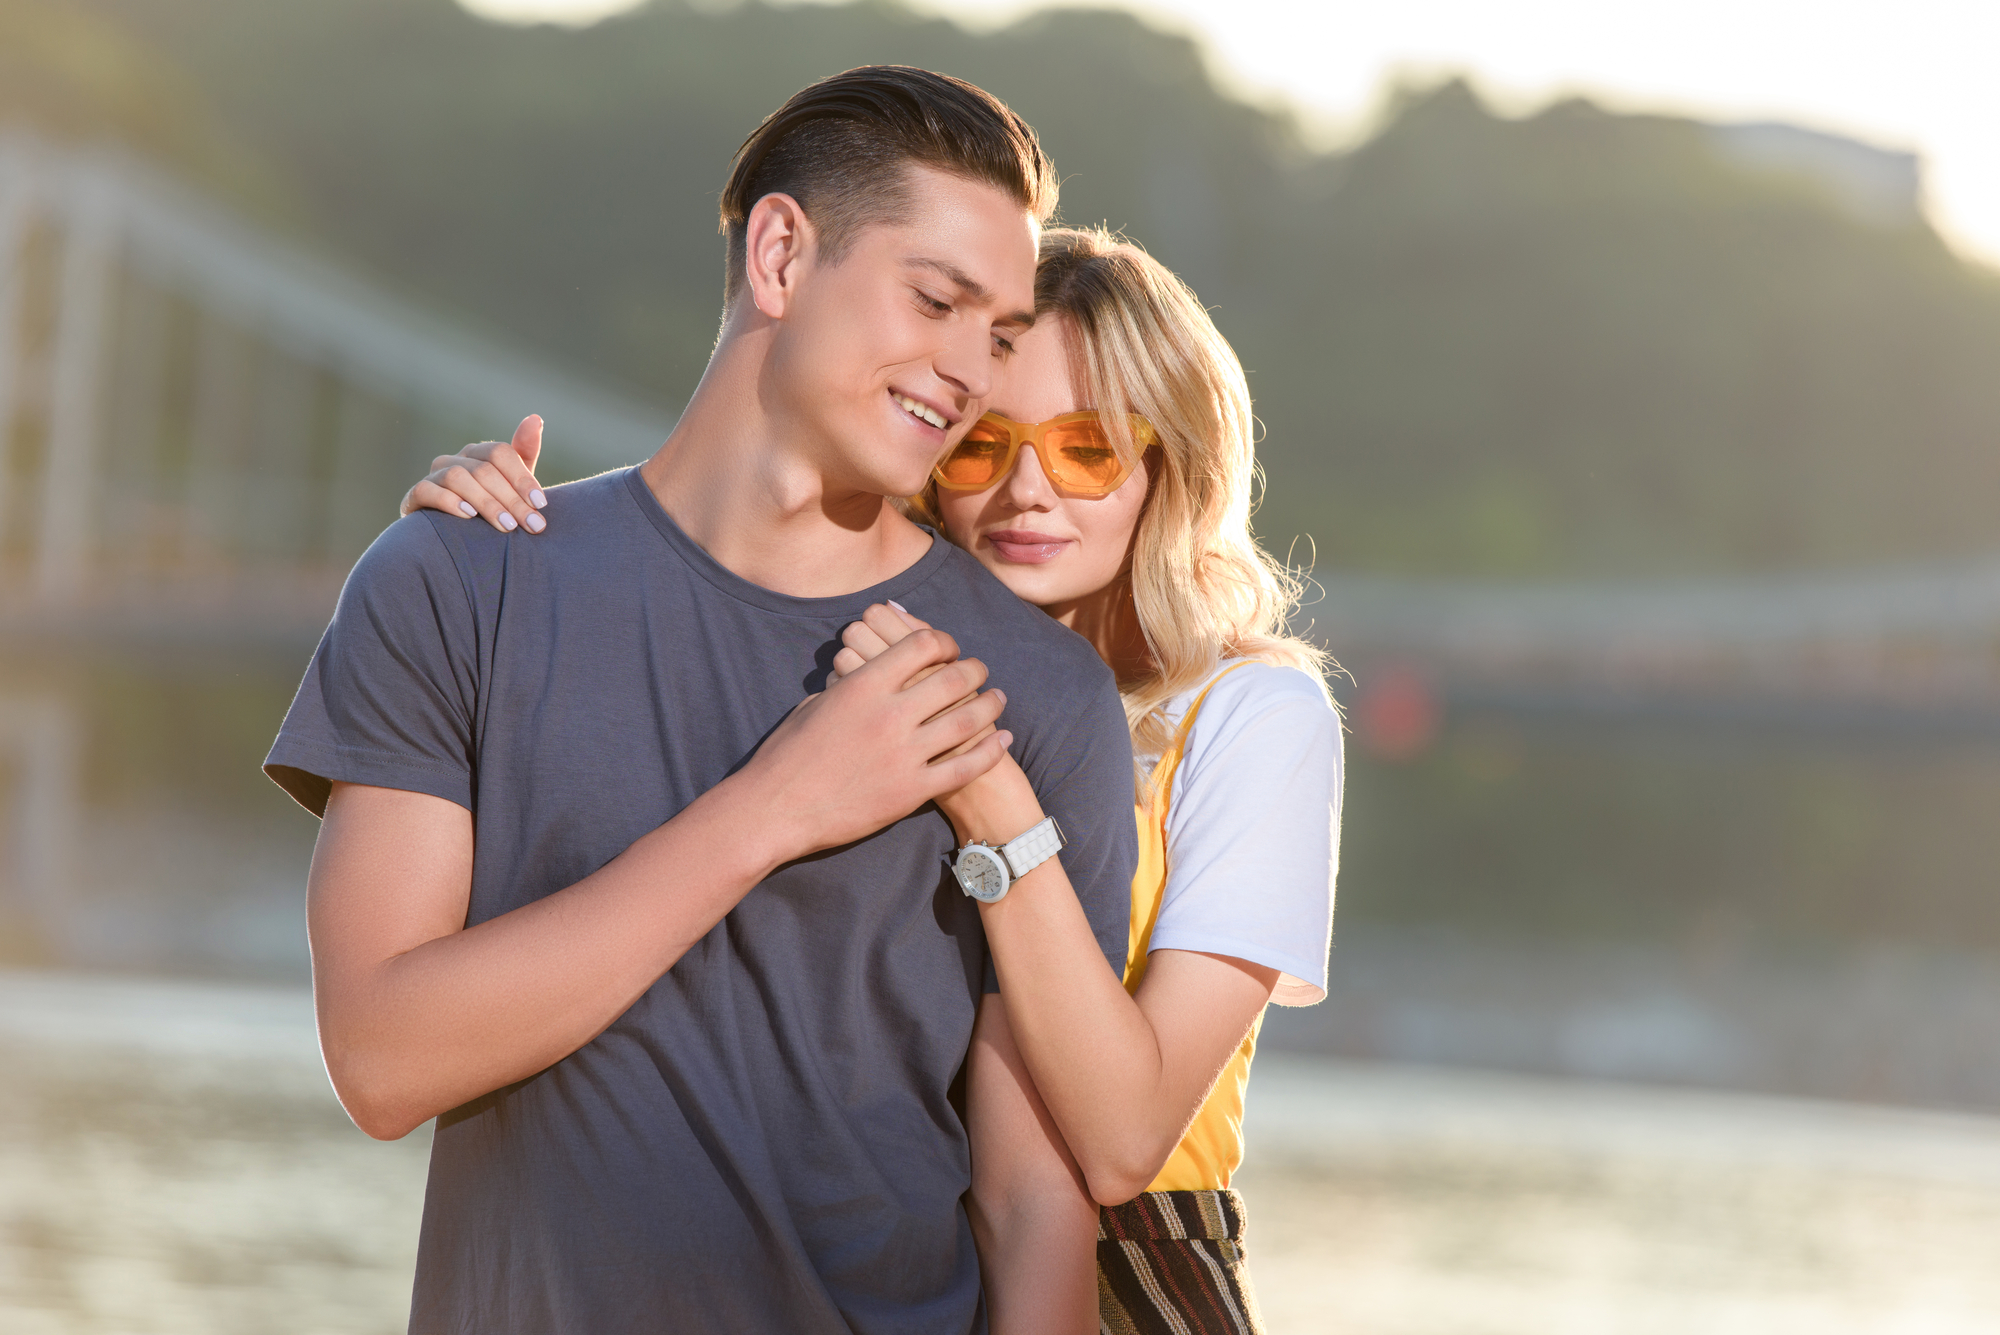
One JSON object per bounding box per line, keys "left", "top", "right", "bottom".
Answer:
{"left": 998, "top": 816, "right": 1064, "bottom": 880}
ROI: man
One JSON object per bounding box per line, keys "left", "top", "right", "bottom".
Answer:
{"left": 266, "top": 68, "right": 1133, "bottom": 1333}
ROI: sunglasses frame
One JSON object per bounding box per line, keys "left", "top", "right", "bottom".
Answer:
{"left": 932, "top": 410, "right": 1159, "bottom": 497}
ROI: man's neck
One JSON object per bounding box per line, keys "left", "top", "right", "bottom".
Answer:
{"left": 638, "top": 342, "right": 932, "bottom": 599}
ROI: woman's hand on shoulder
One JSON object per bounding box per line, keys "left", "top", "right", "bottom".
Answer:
{"left": 400, "top": 414, "right": 549, "bottom": 534}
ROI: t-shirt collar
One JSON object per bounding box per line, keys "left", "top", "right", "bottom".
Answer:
{"left": 620, "top": 466, "right": 949, "bottom": 619}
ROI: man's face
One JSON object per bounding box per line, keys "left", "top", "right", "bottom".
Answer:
{"left": 763, "top": 165, "right": 1039, "bottom": 499}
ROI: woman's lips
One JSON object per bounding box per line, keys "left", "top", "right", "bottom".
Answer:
{"left": 986, "top": 529, "right": 1071, "bottom": 563}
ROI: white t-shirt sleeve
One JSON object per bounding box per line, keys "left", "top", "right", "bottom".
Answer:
{"left": 1148, "top": 663, "right": 1342, "bottom": 1006}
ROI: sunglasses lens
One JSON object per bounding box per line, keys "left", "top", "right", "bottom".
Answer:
{"left": 1043, "top": 420, "right": 1130, "bottom": 492}
{"left": 936, "top": 420, "right": 1011, "bottom": 488}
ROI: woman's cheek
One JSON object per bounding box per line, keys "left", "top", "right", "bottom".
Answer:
{"left": 935, "top": 494, "right": 982, "bottom": 549}
{"left": 1091, "top": 479, "right": 1147, "bottom": 553}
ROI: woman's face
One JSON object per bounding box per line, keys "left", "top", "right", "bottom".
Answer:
{"left": 933, "top": 316, "right": 1152, "bottom": 610}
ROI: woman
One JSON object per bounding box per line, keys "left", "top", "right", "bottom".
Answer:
{"left": 404, "top": 227, "right": 1342, "bottom": 1335}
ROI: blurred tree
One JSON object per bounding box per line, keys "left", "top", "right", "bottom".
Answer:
{"left": 1276, "top": 81, "right": 2000, "bottom": 576}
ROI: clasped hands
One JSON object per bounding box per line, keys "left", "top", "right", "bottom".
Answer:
{"left": 830, "top": 604, "right": 1046, "bottom": 851}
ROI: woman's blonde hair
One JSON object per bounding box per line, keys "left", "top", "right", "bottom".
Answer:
{"left": 913, "top": 226, "right": 1332, "bottom": 771}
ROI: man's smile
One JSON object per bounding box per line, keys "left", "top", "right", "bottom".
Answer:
{"left": 891, "top": 391, "right": 951, "bottom": 431}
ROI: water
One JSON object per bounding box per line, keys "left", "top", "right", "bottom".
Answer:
{"left": 1264, "top": 926, "right": 2000, "bottom": 1107}
{"left": 1239, "top": 1062, "right": 2000, "bottom": 1333}
{"left": 0, "top": 972, "right": 427, "bottom": 1335}
{"left": 8, "top": 969, "right": 2000, "bottom": 1334}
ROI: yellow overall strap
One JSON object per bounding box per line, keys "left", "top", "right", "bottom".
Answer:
{"left": 1124, "top": 662, "right": 1252, "bottom": 992}
{"left": 1124, "top": 661, "right": 1262, "bottom": 1191}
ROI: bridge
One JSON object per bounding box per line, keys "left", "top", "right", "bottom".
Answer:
{"left": 0, "top": 130, "right": 674, "bottom": 941}
{"left": 1318, "top": 560, "right": 2000, "bottom": 755}
{"left": 0, "top": 129, "right": 674, "bottom": 653}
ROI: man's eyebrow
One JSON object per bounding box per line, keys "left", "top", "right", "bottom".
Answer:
{"left": 906, "top": 256, "right": 1036, "bottom": 327}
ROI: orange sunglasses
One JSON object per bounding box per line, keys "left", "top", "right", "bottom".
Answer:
{"left": 932, "top": 410, "right": 1158, "bottom": 497}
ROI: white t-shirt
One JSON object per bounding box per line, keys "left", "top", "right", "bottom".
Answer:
{"left": 1142, "top": 661, "right": 1343, "bottom": 1006}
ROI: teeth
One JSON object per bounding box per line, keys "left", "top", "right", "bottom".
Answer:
{"left": 894, "top": 394, "right": 947, "bottom": 430}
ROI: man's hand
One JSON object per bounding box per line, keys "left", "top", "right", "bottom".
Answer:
{"left": 736, "top": 626, "right": 1014, "bottom": 862}
{"left": 832, "top": 604, "right": 1041, "bottom": 847}
{"left": 402, "top": 414, "right": 549, "bottom": 533}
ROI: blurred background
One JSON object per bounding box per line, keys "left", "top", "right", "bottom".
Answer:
{"left": 3, "top": 0, "right": 1999, "bottom": 1330}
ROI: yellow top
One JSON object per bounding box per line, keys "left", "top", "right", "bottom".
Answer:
{"left": 1125, "top": 663, "right": 1261, "bottom": 1193}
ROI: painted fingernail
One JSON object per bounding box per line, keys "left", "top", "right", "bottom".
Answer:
{"left": 888, "top": 599, "right": 910, "bottom": 616}
{"left": 458, "top": 501, "right": 477, "bottom": 517}
{"left": 530, "top": 489, "right": 547, "bottom": 509}
{"left": 498, "top": 512, "right": 518, "bottom": 532}
{"left": 525, "top": 512, "right": 546, "bottom": 533}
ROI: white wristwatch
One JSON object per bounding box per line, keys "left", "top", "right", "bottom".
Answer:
{"left": 950, "top": 816, "right": 1066, "bottom": 904}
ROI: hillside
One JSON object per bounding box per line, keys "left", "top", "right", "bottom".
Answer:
{"left": 32, "top": 0, "right": 2000, "bottom": 576}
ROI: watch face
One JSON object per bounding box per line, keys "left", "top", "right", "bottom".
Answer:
{"left": 956, "top": 846, "right": 1009, "bottom": 903}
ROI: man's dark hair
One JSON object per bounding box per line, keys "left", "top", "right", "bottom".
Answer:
{"left": 719, "top": 66, "right": 1059, "bottom": 305}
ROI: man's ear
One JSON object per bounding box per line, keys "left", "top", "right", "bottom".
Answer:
{"left": 742, "top": 192, "right": 816, "bottom": 321}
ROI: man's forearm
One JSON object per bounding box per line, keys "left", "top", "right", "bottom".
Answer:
{"left": 312, "top": 774, "right": 791, "bottom": 1140}
{"left": 964, "top": 997, "right": 1099, "bottom": 1335}
{"left": 973, "top": 1188, "right": 1099, "bottom": 1335}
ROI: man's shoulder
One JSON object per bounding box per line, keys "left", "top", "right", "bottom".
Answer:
{"left": 341, "top": 509, "right": 464, "bottom": 602}
{"left": 391, "top": 466, "right": 644, "bottom": 593}
{"left": 541, "top": 465, "right": 638, "bottom": 517}
{"left": 921, "top": 546, "right": 1113, "bottom": 680}
{"left": 417, "top": 466, "right": 637, "bottom": 558}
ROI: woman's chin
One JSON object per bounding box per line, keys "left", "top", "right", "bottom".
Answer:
{"left": 978, "top": 555, "right": 1092, "bottom": 607}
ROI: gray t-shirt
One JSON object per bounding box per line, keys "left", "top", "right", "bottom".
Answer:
{"left": 266, "top": 467, "right": 1135, "bottom": 1335}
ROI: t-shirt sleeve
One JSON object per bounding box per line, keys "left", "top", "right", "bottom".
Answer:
{"left": 1005, "top": 669, "right": 1139, "bottom": 990}
{"left": 1150, "top": 664, "right": 1342, "bottom": 1006}
{"left": 264, "top": 514, "right": 483, "bottom": 817}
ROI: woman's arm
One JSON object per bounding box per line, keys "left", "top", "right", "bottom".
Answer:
{"left": 948, "top": 756, "right": 1278, "bottom": 1204}
{"left": 837, "top": 606, "right": 1284, "bottom": 1206}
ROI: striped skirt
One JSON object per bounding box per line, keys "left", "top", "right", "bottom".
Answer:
{"left": 1096, "top": 1189, "right": 1267, "bottom": 1335}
